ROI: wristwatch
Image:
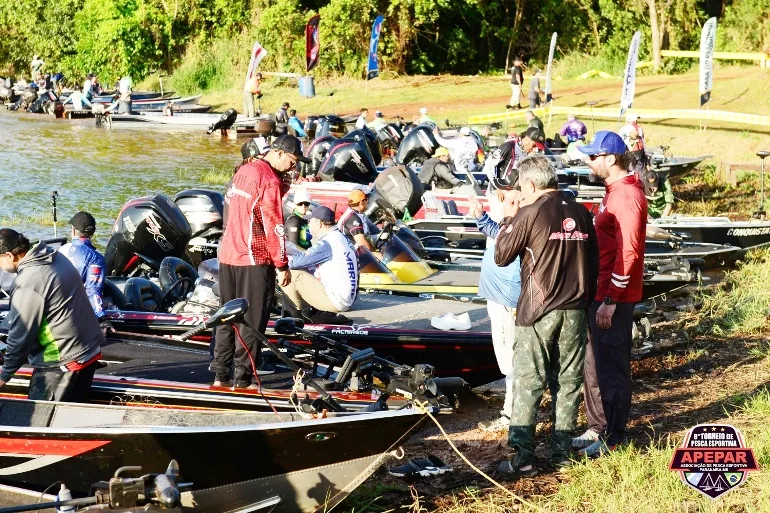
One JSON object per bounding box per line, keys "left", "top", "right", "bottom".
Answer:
{"left": 603, "top": 297, "right": 616, "bottom": 305}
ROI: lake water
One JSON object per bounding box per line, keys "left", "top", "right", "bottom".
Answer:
{"left": 0, "top": 110, "right": 242, "bottom": 247}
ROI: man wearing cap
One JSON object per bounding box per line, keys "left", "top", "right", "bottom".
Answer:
{"left": 355, "top": 108, "right": 369, "bottom": 130}
{"left": 574, "top": 130, "right": 647, "bottom": 458}
{"left": 338, "top": 190, "right": 375, "bottom": 251}
{"left": 276, "top": 102, "right": 290, "bottom": 124}
{"left": 494, "top": 155, "right": 598, "bottom": 475}
{"left": 483, "top": 133, "right": 525, "bottom": 184}
{"left": 243, "top": 72, "right": 262, "bottom": 118}
{"left": 0, "top": 228, "right": 104, "bottom": 402}
{"left": 286, "top": 188, "right": 312, "bottom": 250}
{"left": 280, "top": 206, "right": 358, "bottom": 318}
{"left": 509, "top": 57, "right": 524, "bottom": 110}
{"left": 643, "top": 169, "right": 674, "bottom": 219}
{"left": 59, "top": 212, "right": 107, "bottom": 323}
{"left": 525, "top": 110, "right": 545, "bottom": 141}
{"left": 418, "top": 107, "right": 435, "bottom": 125}
{"left": 619, "top": 115, "right": 646, "bottom": 174}
{"left": 419, "top": 147, "right": 464, "bottom": 190}
{"left": 433, "top": 126, "right": 479, "bottom": 174}
{"left": 370, "top": 111, "right": 387, "bottom": 132}
{"left": 214, "top": 134, "right": 311, "bottom": 388}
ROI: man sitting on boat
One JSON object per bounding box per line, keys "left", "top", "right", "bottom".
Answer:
{"left": 61, "top": 89, "right": 93, "bottom": 111}
{"left": 339, "top": 189, "right": 376, "bottom": 251}
{"left": 643, "top": 169, "right": 674, "bottom": 219}
{"left": 432, "top": 126, "right": 480, "bottom": 174}
{"left": 418, "top": 147, "right": 465, "bottom": 190}
{"left": 280, "top": 206, "right": 358, "bottom": 321}
{"left": 288, "top": 109, "right": 307, "bottom": 138}
{"left": 0, "top": 229, "right": 104, "bottom": 402}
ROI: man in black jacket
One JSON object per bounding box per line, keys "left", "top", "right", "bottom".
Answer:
{"left": 494, "top": 155, "right": 598, "bottom": 476}
{"left": 418, "top": 147, "right": 464, "bottom": 190}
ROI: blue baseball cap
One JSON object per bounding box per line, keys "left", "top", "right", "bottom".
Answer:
{"left": 578, "top": 130, "right": 627, "bottom": 156}
{"left": 310, "top": 206, "right": 335, "bottom": 224}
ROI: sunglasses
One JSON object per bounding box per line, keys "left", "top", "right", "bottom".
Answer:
{"left": 588, "top": 153, "right": 608, "bottom": 161}
{"left": 296, "top": 202, "right": 310, "bottom": 207}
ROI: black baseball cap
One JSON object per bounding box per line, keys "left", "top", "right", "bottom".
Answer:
{"left": 271, "top": 135, "right": 311, "bottom": 163}
{"left": 310, "top": 206, "right": 335, "bottom": 224}
{"left": 0, "top": 228, "right": 29, "bottom": 254}
{"left": 69, "top": 211, "right": 96, "bottom": 236}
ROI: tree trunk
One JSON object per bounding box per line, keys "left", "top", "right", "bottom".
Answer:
{"left": 505, "top": 0, "right": 525, "bottom": 73}
{"left": 647, "top": 0, "right": 662, "bottom": 71}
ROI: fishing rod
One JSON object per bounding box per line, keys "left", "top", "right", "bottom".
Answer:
{"left": 51, "top": 190, "right": 58, "bottom": 237}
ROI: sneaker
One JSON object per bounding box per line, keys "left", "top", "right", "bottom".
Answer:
{"left": 572, "top": 428, "right": 601, "bottom": 449}
{"left": 478, "top": 415, "right": 510, "bottom": 433}
{"left": 552, "top": 458, "right": 575, "bottom": 471}
{"left": 256, "top": 362, "right": 276, "bottom": 375}
{"left": 211, "top": 380, "right": 232, "bottom": 388}
{"left": 496, "top": 459, "right": 538, "bottom": 478}
{"left": 577, "top": 439, "right": 617, "bottom": 458}
{"left": 430, "top": 312, "right": 471, "bottom": 331}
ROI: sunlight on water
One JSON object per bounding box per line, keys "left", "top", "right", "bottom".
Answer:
{"left": 0, "top": 111, "right": 241, "bottom": 247}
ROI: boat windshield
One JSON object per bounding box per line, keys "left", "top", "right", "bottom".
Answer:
{"left": 356, "top": 246, "right": 392, "bottom": 274}
{"left": 379, "top": 235, "right": 421, "bottom": 265}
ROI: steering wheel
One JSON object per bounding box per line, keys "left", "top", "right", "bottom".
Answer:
{"left": 375, "top": 222, "right": 394, "bottom": 250}
{"left": 160, "top": 277, "right": 196, "bottom": 310}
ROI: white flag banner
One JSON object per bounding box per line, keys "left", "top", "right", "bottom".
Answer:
{"left": 699, "top": 17, "right": 717, "bottom": 106}
{"left": 545, "top": 32, "right": 557, "bottom": 103}
{"left": 245, "top": 41, "right": 268, "bottom": 87}
{"left": 620, "top": 31, "right": 641, "bottom": 118}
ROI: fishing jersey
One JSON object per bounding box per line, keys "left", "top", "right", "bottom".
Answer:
{"left": 285, "top": 211, "right": 311, "bottom": 249}
{"left": 338, "top": 207, "right": 370, "bottom": 242}
{"left": 495, "top": 191, "right": 598, "bottom": 326}
{"left": 220, "top": 159, "right": 289, "bottom": 270}
{"left": 559, "top": 119, "right": 588, "bottom": 143}
{"left": 644, "top": 177, "right": 675, "bottom": 219}
{"left": 594, "top": 174, "right": 647, "bottom": 303}
{"left": 289, "top": 228, "right": 359, "bottom": 311}
{"left": 59, "top": 238, "right": 106, "bottom": 319}
{"left": 482, "top": 139, "right": 524, "bottom": 182}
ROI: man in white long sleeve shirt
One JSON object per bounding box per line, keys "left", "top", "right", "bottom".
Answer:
{"left": 432, "top": 126, "right": 479, "bottom": 173}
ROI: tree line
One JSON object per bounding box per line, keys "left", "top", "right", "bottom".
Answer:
{"left": 0, "top": 0, "right": 767, "bottom": 86}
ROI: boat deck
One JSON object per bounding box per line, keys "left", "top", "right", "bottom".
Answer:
{"left": 346, "top": 292, "right": 488, "bottom": 330}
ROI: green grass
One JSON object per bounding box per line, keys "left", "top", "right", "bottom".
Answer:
{"left": 199, "top": 166, "right": 233, "bottom": 186}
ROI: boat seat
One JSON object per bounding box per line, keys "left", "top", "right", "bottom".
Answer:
{"left": 123, "top": 277, "right": 164, "bottom": 312}
{"left": 103, "top": 279, "right": 130, "bottom": 310}
{"left": 444, "top": 200, "right": 460, "bottom": 216}
{"left": 158, "top": 257, "right": 198, "bottom": 303}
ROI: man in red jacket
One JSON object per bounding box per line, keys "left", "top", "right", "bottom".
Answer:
{"left": 574, "top": 131, "right": 647, "bottom": 457}
{"left": 212, "top": 135, "right": 310, "bottom": 388}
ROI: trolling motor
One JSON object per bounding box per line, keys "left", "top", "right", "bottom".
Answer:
{"left": 0, "top": 461, "right": 183, "bottom": 513}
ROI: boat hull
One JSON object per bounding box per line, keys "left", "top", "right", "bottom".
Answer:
{"left": 651, "top": 217, "right": 770, "bottom": 251}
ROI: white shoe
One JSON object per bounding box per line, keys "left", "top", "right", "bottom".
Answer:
{"left": 430, "top": 312, "right": 471, "bottom": 331}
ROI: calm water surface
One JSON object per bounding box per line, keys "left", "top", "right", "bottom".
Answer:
{"left": 0, "top": 110, "right": 242, "bottom": 246}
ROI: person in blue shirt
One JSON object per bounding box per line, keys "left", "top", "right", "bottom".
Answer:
{"left": 288, "top": 109, "right": 306, "bottom": 137}
{"left": 59, "top": 212, "right": 106, "bottom": 322}
{"left": 468, "top": 181, "right": 522, "bottom": 433}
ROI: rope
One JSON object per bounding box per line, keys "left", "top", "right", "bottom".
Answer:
{"left": 412, "top": 400, "right": 545, "bottom": 512}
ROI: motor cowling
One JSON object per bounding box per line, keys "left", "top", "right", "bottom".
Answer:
{"left": 376, "top": 124, "right": 404, "bottom": 152}
{"left": 344, "top": 127, "right": 382, "bottom": 166}
{"left": 394, "top": 124, "right": 440, "bottom": 167}
{"left": 315, "top": 115, "right": 346, "bottom": 138}
{"left": 317, "top": 138, "right": 378, "bottom": 184}
{"left": 366, "top": 165, "right": 424, "bottom": 220}
{"left": 174, "top": 189, "right": 223, "bottom": 267}
{"left": 302, "top": 135, "right": 336, "bottom": 177}
{"left": 0, "top": 85, "right": 14, "bottom": 102}
{"left": 207, "top": 108, "right": 237, "bottom": 134}
{"left": 105, "top": 194, "right": 192, "bottom": 276}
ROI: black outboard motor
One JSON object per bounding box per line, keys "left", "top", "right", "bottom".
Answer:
{"left": 28, "top": 90, "right": 57, "bottom": 114}
{"left": 376, "top": 124, "right": 404, "bottom": 152}
{"left": 344, "top": 127, "right": 381, "bottom": 166}
{"left": 394, "top": 124, "right": 439, "bottom": 167}
{"left": 105, "top": 194, "right": 192, "bottom": 276}
{"left": 317, "top": 137, "right": 378, "bottom": 184}
{"left": 315, "top": 115, "right": 346, "bottom": 137}
{"left": 174, "top": 189, "right": 224, "bottom": 267}
{"left": 302, "top": 135, "right": 336, "bottom": 177}
{"left": 304, "top": 115, "right": 320, "bottom": 139}
{"left": 366, "top": 166, "right": 424, "bottom": 220}
{"left": 206, "top": 108, "right": 238, "bottom": 134}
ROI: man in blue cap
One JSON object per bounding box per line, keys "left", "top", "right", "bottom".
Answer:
{"left": 573, "top": 130, "right": 647, "bottom": 458}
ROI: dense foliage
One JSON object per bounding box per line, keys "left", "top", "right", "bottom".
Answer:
{"left": 1, "top": 0, "right": 768, "bottom": 86}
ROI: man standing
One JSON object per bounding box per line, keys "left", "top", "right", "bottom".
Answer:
{"left": 527, "top": 70, "right": 542, "bottom": 109}
{"left": 483, "top": 133, "right": 524, "bottom": 184}
{"left": 559, "top": 114, "right": 588, "bottom": 143}
{"left": 30, "top": 55, "right": 44, "bottom": 82}
{"left": 494, "top": 155, "right": 598, "bottom": 475}
{"left": 59, "top": 212, "right": 107, "bottom": 324}
{"left": 369, "top": 111, "right": 387, "bottom": 131}
{"left": 213, "top": 135, "right": 310, "bottom": 388}
{"left": 0, "top": 229, "right": 104, "bottom": 402}
{"left": 243, "top": 72, "right": 262, "bottom": 118}
{"left": 574, "top": 131, "right": 647, "bottom": 457}
{"left": 643, "top": 169, "right": 674, "bottom": 219}
{"left": 276, "top": 102, "right": 290, "bottom": 124}
{"left": 82, "top": 74, "right": 95, "bottom": 101}
{"left": 418, "top": 147, "right": 464, "bottom": 190}
{"left": 355, "top": 108, "right": 369, "bottom": 129}
{"left": 288, "top": 109, "right": 306, "bottom": 137}
{"left": 118, "top": 75, "right": 133, "bottom": 114}
{"left": 433, "top": 126, "right": 479, "bottom": 174}
{"left": 509, "top": 57, "right": 524, "bottom": 109}
{"left": 468, "top": 185, "right": 521, "bottom": 433}
{"left": 619, "top": 115, "right": 646, "bottom": 174}
{"left": 338, "top": 190, "right": 375, "bottom": 251}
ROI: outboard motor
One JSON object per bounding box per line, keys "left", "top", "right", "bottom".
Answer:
{"left": 302, "top": 135, "right": 336, "bottom": 177}
{"left": 317, "top": 137, "right": 378, "bottom": 184}
{"left": 343, "top": 127, "right": 381, "bottom": 166}
{"left": 366, "top": 165, "right": 424, "bottom": 220}
{"left": 376, "top": 124, "right": 404, "bottom": 152}
{"left": 315, "top": 115, "right": 346, "bottom": 137}
{"left": 105, "top": 194, "right": 192, "bottom": 276}
{"left": 206, "top": 108, "right": 238, "bottom": 134}
{"left": 28, "top": 90, "right": 56, "bottom": 114}
{"left": 0, "top": 85, "right": 14, "bottom": 102}
{"left": 304, "top": 115, "right": 320, "bottom": 139}
{"left": 174, "top": 189, "right": 224, "bottom": 267}
{"left": 394, "top": 124, "right": 439, "bottom": 167}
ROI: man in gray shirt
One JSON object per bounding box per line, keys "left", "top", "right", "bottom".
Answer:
{"left": 528, "top": 70, "right": 542, "bottom": 109}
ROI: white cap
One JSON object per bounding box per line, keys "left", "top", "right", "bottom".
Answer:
{"left": 626, "top": 114, "right": 639, "bottom": 122}
{"left": 459, "top": 127, "right": 471, "bottom": 135}
{"left": 419, "top": 107, "right": 428, "bottom": 115}
{"left": 254, "top": 136, "right": 270, "bottom": 154}
{"left": 33, "top": 55, "right": 38, "bottom": 60}
{"left": 294, "top": 188, "right": 311, "bottom": 204}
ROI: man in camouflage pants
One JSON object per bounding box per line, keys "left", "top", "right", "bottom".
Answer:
{"left": 494, "top": 155, "right": 598, "bottom": 475}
